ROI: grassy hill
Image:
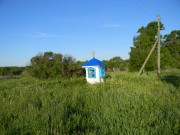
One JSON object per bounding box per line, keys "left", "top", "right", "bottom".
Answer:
{"left": 0, "top": 70, "right": 179, "bottom": 134}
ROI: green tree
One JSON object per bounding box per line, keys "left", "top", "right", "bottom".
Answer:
{"left": 29, "top": 52, "right": 63, "bottom": 79}
{"left": 62, "top": 55, "right": 76, "bottom": 77}
{"left": 103, "top": 57, "right": 128, "bottom": 71}
{"left": 74, "top": 61, "right": 85, "bottom": 76}
{"left": 129, "top": 21, "right": 164, "bottom": 71}
{"left": 163, "top": 30, "right": 180, "bottom": 68}
{"left": 161, "top": 46, "right": 175, "bottom": 69}
{"left": 109, "top": 57, "right": 126, "bottom": 71}
{"left": 28, "top": 52, "right": 81, "bottom": 79}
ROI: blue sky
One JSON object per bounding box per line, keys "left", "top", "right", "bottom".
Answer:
{"left": 0, "top": 0, "right": 180, "bottom": 66}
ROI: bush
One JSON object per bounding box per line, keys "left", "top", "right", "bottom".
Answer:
{"left": 28, "top": 52, "right": 85, "bottom": 79}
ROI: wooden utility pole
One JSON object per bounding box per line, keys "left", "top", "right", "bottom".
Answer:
{"left": 138, "top": 15, "right": 161, "bottom": 77}
{"left": 157, "top": 14, "right": 161, "bottom": 75}
{"left": 138, "top": 39, "right": 158, "bottom": 76}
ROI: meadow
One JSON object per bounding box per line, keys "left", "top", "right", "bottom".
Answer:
{"left": 0, "top": 70, "right": 179, "bottom": 135}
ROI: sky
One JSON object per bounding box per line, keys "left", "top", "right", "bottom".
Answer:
{"left": 0, "top": 0, "right": 180, "bottom": 66}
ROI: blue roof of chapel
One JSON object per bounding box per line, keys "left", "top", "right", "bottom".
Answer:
{"left": 82, "top": 58, "right": 105, "bottom": 67}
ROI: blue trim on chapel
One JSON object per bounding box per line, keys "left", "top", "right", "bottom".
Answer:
{"left": 99, "top": 67, "right": 105, "bottom": 77}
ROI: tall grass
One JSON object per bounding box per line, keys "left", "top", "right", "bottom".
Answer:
{"left": 0, "top": 71, "right": 179, "bottom": 134}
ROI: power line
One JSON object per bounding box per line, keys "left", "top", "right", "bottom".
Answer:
{"left": 130, "top": 0, "right": 155, "bottom": 20}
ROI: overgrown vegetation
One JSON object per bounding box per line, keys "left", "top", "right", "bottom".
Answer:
{"left": 0, "top": 71, "right": 179, "bottom": 134}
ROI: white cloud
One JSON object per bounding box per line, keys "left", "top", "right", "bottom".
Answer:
{"left": 37, "top": 32, "right": 48, "bottom": 37}
{"left": 13, "top": 32, "right": 64, "bottom": 38}
{"left": 34, "top": 32, "right": 64, "bottom": 38}
{"left": 13, "top": 32, "right": 92, "bottom": 41}
{"left": 102, "top": 22, "right": 122, "bottom": 28}
{"left": 99, "top": 15, "right": 123, "bottom": 28}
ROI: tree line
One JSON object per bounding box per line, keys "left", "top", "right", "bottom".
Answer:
{"left": 0, "top": 54, "right": 128, "bottom": 79}
{"left": 0, "top": 67, "right": 25, "bottom": 76}
{"left": 27, "top": 52, "right": 128, "bottom": 79}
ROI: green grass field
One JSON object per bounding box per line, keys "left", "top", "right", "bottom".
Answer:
{"left": 0, "top": 70, "right": 180, "bottom": 134}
